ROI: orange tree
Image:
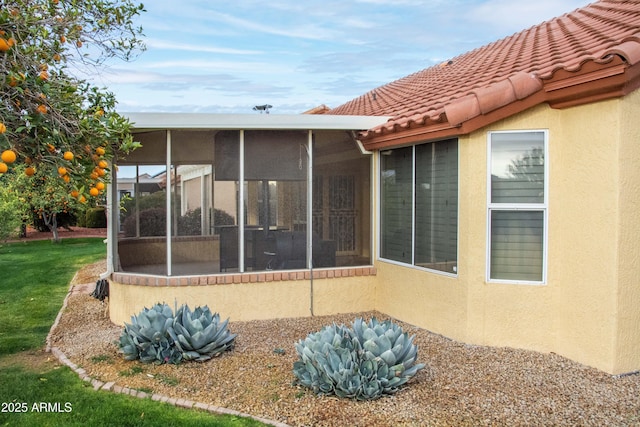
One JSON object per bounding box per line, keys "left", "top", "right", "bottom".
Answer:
{"left": 6, "top": 162, "right": 83, "bottom": 242}
{"left": 0, "top": 0, "right": 144, "bottom": 238}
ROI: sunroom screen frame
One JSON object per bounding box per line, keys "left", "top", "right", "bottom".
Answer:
{"left": 105, "top": 113, "right": 390, "bottom": 277}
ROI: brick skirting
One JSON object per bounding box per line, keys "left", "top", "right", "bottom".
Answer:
{"left": 112, "top": 266, "right": 376, "bottom": 287}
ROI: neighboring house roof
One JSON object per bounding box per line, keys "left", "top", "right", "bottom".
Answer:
{"left": 302, "top": 104, "right": 331, "bottom": 115}
{"left": 329, "top": 0, "right": 640, "bottom": 149}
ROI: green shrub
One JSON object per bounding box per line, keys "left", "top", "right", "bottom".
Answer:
{"left": 30, "top": 208, "right": 77, "bottom": 231}
{"left": 85, "top": 207, "right": 107, "bottom": 228}
{"left": 122, "top": 207, "right": 165, "bottom": 237}
{"left": 0, "top": 185, "right": 22, "bottom": 240}
{"left": 76, "top": 209, "right": 87, "bottom": 227}
{"left": 293, "top": 317, "right": 426, "bottom": 400}
{"left": 177, "top": 207, "right": 201, "bottom": 235}
{"left": 121, "top": 190, "right": 166, "bottom": 218}
{"left": 118, "top": 303, "right": 236, "bottom": 364}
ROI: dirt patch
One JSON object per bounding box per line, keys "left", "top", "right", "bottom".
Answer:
{"left": 0, "top": 350, "right": 60, "bottom": 372}
{"left": 71, "top": 259, "right": 107, "bottom": 286}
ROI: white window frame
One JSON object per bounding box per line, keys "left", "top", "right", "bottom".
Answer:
{"left": 486, "top": 130, "right": 549, "bottom": 285}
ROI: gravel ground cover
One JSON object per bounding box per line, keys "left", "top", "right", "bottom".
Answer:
{"left": 49, "top": 262, "right": 640, "bottom": 427}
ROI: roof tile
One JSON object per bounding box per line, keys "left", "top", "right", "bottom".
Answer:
{"left": 330, "top": 0, "right": 640, "bottom": 146}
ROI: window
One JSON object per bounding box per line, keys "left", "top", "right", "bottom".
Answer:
{"left": 487, "top": 130, "right": 547, "bottom": 283}
{"left": 380, "top": 139, "right": 458, "bottom": 274}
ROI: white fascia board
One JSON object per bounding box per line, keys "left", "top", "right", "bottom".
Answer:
{"left": 123, "top": 112, "right": 391, "bottom": 132}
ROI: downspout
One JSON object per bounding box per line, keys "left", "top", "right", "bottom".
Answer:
{"left": 101, "top": 157, "right": 117, "bottom": 280}
{"left": 166, "top": 130, "right": 172, "bottom": 276}
{"left": 238, "top": 130, "right": 245, "bottom": 273}
{"left": 306, "top": 130, "right": 314, "bottom": 316}
{"left": 135, "top": 165, "right": 140, "bottom": 237}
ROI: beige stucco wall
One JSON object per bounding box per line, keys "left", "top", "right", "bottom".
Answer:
{"left": 109, "top": 271, "right": 377, "bottom": 325}
{"left": 615, "top": 89, "right": 640, "bottom": 374}
{"left": 374, "top": 95, "right": 640, "bottom": 375}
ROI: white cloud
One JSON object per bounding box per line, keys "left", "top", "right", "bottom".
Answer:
{"left": 89, "top": 0, "right": 592, "bottom": 114}
{"left": 145, "top": 39, "right": 262, "bottom": 55}
{"left": 464, "top": 0, "right": 588, "bottom": 35}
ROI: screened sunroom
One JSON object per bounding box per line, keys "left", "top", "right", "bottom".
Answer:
{"left": 107, "top": 113, "right": 389, "bottom": 277}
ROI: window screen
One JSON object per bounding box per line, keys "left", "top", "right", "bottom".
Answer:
{"left": 380, "top": 139, "right": 458, "bottom": 274}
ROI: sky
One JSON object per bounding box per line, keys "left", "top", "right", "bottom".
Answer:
{"left": 86, "top": 0, "right": 589, "bottom": 115}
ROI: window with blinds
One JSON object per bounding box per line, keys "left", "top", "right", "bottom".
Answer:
{"left": 488, "top": 130, "right": 547, "bottom": 283}
{"left": 380, "top": 139, "right": 458, "bottom": 274}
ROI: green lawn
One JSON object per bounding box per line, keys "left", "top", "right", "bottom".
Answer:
{"left": 0, "top": 238, "right": 267, "bottom": 427}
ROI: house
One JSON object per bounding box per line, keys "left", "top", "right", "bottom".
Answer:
{"left": 105, "top": 0, "right": 640, "bottom": 375}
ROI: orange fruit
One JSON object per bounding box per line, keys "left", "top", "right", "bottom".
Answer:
{"left": 96, "top": 167, "right": 106, "bottom": 177}
{"left": 78, "top": 195, "right": 86, "bottom": 204}
{"left": 38, "top": 70, "right": 49, "bottom": 80}
{"left": 60, "top": 35, "right": 66, "bottom": 43}
{"left": 47, "top": 143, "right": 56, "bottom": 153}
{"left": 25, "top": 166, "right": 35, "bottom": 176}
{"left": 0, "top": 162, "right": 7, "bottom": 173}
{"left": 70, "top": 190, "right": 79, "bottom": 198}
{"left": 1, "top": 150, "right": 17, "bottom": 164}
{"left": 0, "top": 38, "right": 11, "bottom": 52}
{"left": 58, "top": 166, "right": 67, "bottom": 176}
{"left": 36, "top": 104, "right": 48, "bottom": 114}
{"left": 53, "top": 53, "right": 61, "bottom": 62}
{"left": 62, "top": 174, "right": 70, "bottom": 183}
{"left": 95, "top": 181, "right": 105, "bottom": 190}
{"left": 95, "top": 147, "right": 105, "bottom": 156}
{"left": 98, "top": 160, "right": 108, "bottom": 169}
{"left": 89, "top": 172, "right": 98, "bottom": 180}
{"left": 63, "top": 151, "right": 74, "bottom": 161}
{"left": 0, "top": 123, "right": 6, "bottom": 133}
{"left": 89, "top": 187, "right": 99, "bottom": 197}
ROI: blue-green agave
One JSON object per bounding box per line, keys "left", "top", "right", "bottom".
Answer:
{"left": 293, "top": 317, "right": 426, "bottom": 400}
{"left": 118, "top": 303, "right": 182, "bottom": 364}
{"left": 118, "top": 303, "right": 237, "bottom": 364}
{"left": 169, "top": 305, "right": 237, "bottom": 361}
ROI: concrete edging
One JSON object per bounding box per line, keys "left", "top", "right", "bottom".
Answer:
{"left": 45, "top": 279, "right": 290, "bottom": 427}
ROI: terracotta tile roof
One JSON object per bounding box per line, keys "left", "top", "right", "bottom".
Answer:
{"left": 329, "top": 0, "right": 640, "bottom": 149}
{"left": 302, "top": 104, "right": 331, "bottom": 115}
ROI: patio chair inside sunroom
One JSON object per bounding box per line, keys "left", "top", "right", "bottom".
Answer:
{"left": 111, "top": 113, "right": 388, "bottom": 276}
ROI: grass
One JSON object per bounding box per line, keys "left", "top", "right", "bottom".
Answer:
{"left": 0, "top": 238, "right": 106, "bottom": 355}
{"left": 0, "top": 238, "right": 267, "bottom": 427}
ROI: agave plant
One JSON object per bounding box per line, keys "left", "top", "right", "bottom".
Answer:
{"left": 293, "top": 317, "right": 426, "bottom": 400}
{"left": 118, "top": 303, "right": 182, "bottom": 364}
{"left": 169, "top": 305, "right": 237, "bottom": 361}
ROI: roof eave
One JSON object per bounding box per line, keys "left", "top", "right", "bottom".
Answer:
{"left": 123, "top": 113, "right": 392, "bottom": 132}
{"left": 544, "top": 59, "right": 640, "bottom": 108}
{"left": 359, "top": 60, "right": 640, "bottom": 150}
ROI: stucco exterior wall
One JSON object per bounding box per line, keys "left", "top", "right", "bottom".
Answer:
{"left": 373, "top": 96, "right": 639, "bottom": 374}
{"left": 615, "top": 89, "right": 640, "bottom": 374}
